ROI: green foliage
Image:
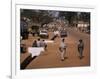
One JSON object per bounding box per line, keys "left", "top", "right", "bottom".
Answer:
{"left": 20, "top": 9, "right": 53, "bottom": 24}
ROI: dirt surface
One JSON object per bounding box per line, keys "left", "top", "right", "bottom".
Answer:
{"left": 20, "top": 27, "right": 90, "bottom": 69}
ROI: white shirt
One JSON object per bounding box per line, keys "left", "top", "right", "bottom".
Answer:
{"left": 54, "top": 31, "right": 59, "bottom": 35}
{"left": 37, "top": 41, "right": 41, "bottom": 47}
{"left": 60, "top": 42, "right": 66, "bottom": 48}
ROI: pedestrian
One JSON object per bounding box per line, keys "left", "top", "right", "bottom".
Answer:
{"left": 40, "top": 40, "right": 47, "bottom": 51}
{"left": 43, "top": 40, "right": 47, "bottom": 51}
{"left": 59, "top": 38, "right": 67, "bottom": 61}
{"left": 40, "top": 40, "right": 44, "bottom": 47}
{"left": 20, "top": 44, "right": 27, "bottom": 53}
{"left": 78, "top": 39, "right": 84, "bottom": 59}
{"left": 32, "top": 40, "right": 37, "bottom": 47}
{"left": 37, "top": 38, "right": 41, "bottom": 47}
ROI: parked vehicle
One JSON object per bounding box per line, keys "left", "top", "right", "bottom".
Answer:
{"left": 60, "top": 30, "right": 67, "bottom": 37}
{"left": 39, "top": 30, "right": 49, "bottom": 38}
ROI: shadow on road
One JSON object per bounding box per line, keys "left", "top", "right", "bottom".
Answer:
{"left": 21, "top": 55, "right": 37, "bottom": 69}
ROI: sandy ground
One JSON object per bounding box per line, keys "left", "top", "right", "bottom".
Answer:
{"left": 20, "top": 27, "right": 90, "bottom": 69}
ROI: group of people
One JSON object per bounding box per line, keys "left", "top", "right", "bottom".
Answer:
{"left": 32, "top": 38, "right": 47, "bottom": 51}
{"left": 20, "top": 24, "right": 84, "bottom": 61}
{"left": 59, "top": 38, "right": 84, "bottom": 61}
{"left": 21, "top": 38, "right": 84, "bottom": 62}
{"left": 32, "top": 37, "right": 84, "bottom": 61}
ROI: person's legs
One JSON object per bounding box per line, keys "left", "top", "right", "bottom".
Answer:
{"left": 44, "top": 45, "right": 47, "bottom": 51}
{"left": 81, "top": 50, "right": 83, "bottom": 57}
{"left": 61, "top": 50, "right": 64, "bottom": 61}
{"left": 79, "top": 49, "right": 83, "bottom": 59}
{"left": 64, "top": 48, "right": 67, "bottom": 59}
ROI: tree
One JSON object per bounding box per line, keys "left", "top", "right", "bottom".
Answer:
{"left": 21, "top": 9, "right": 53, "bottom": 25}
{"left": 80, "top": 12, "right": 90, "bottom": 22}
{"left": 59, "top": 11, "right": 77, "bottom": 26}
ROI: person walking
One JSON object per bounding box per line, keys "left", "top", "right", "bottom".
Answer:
{"left": 59, "top": 38, "right": 67, "bottom": 61}
{"left": 78, "top": 39, "right": 84, "bottom": 59}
